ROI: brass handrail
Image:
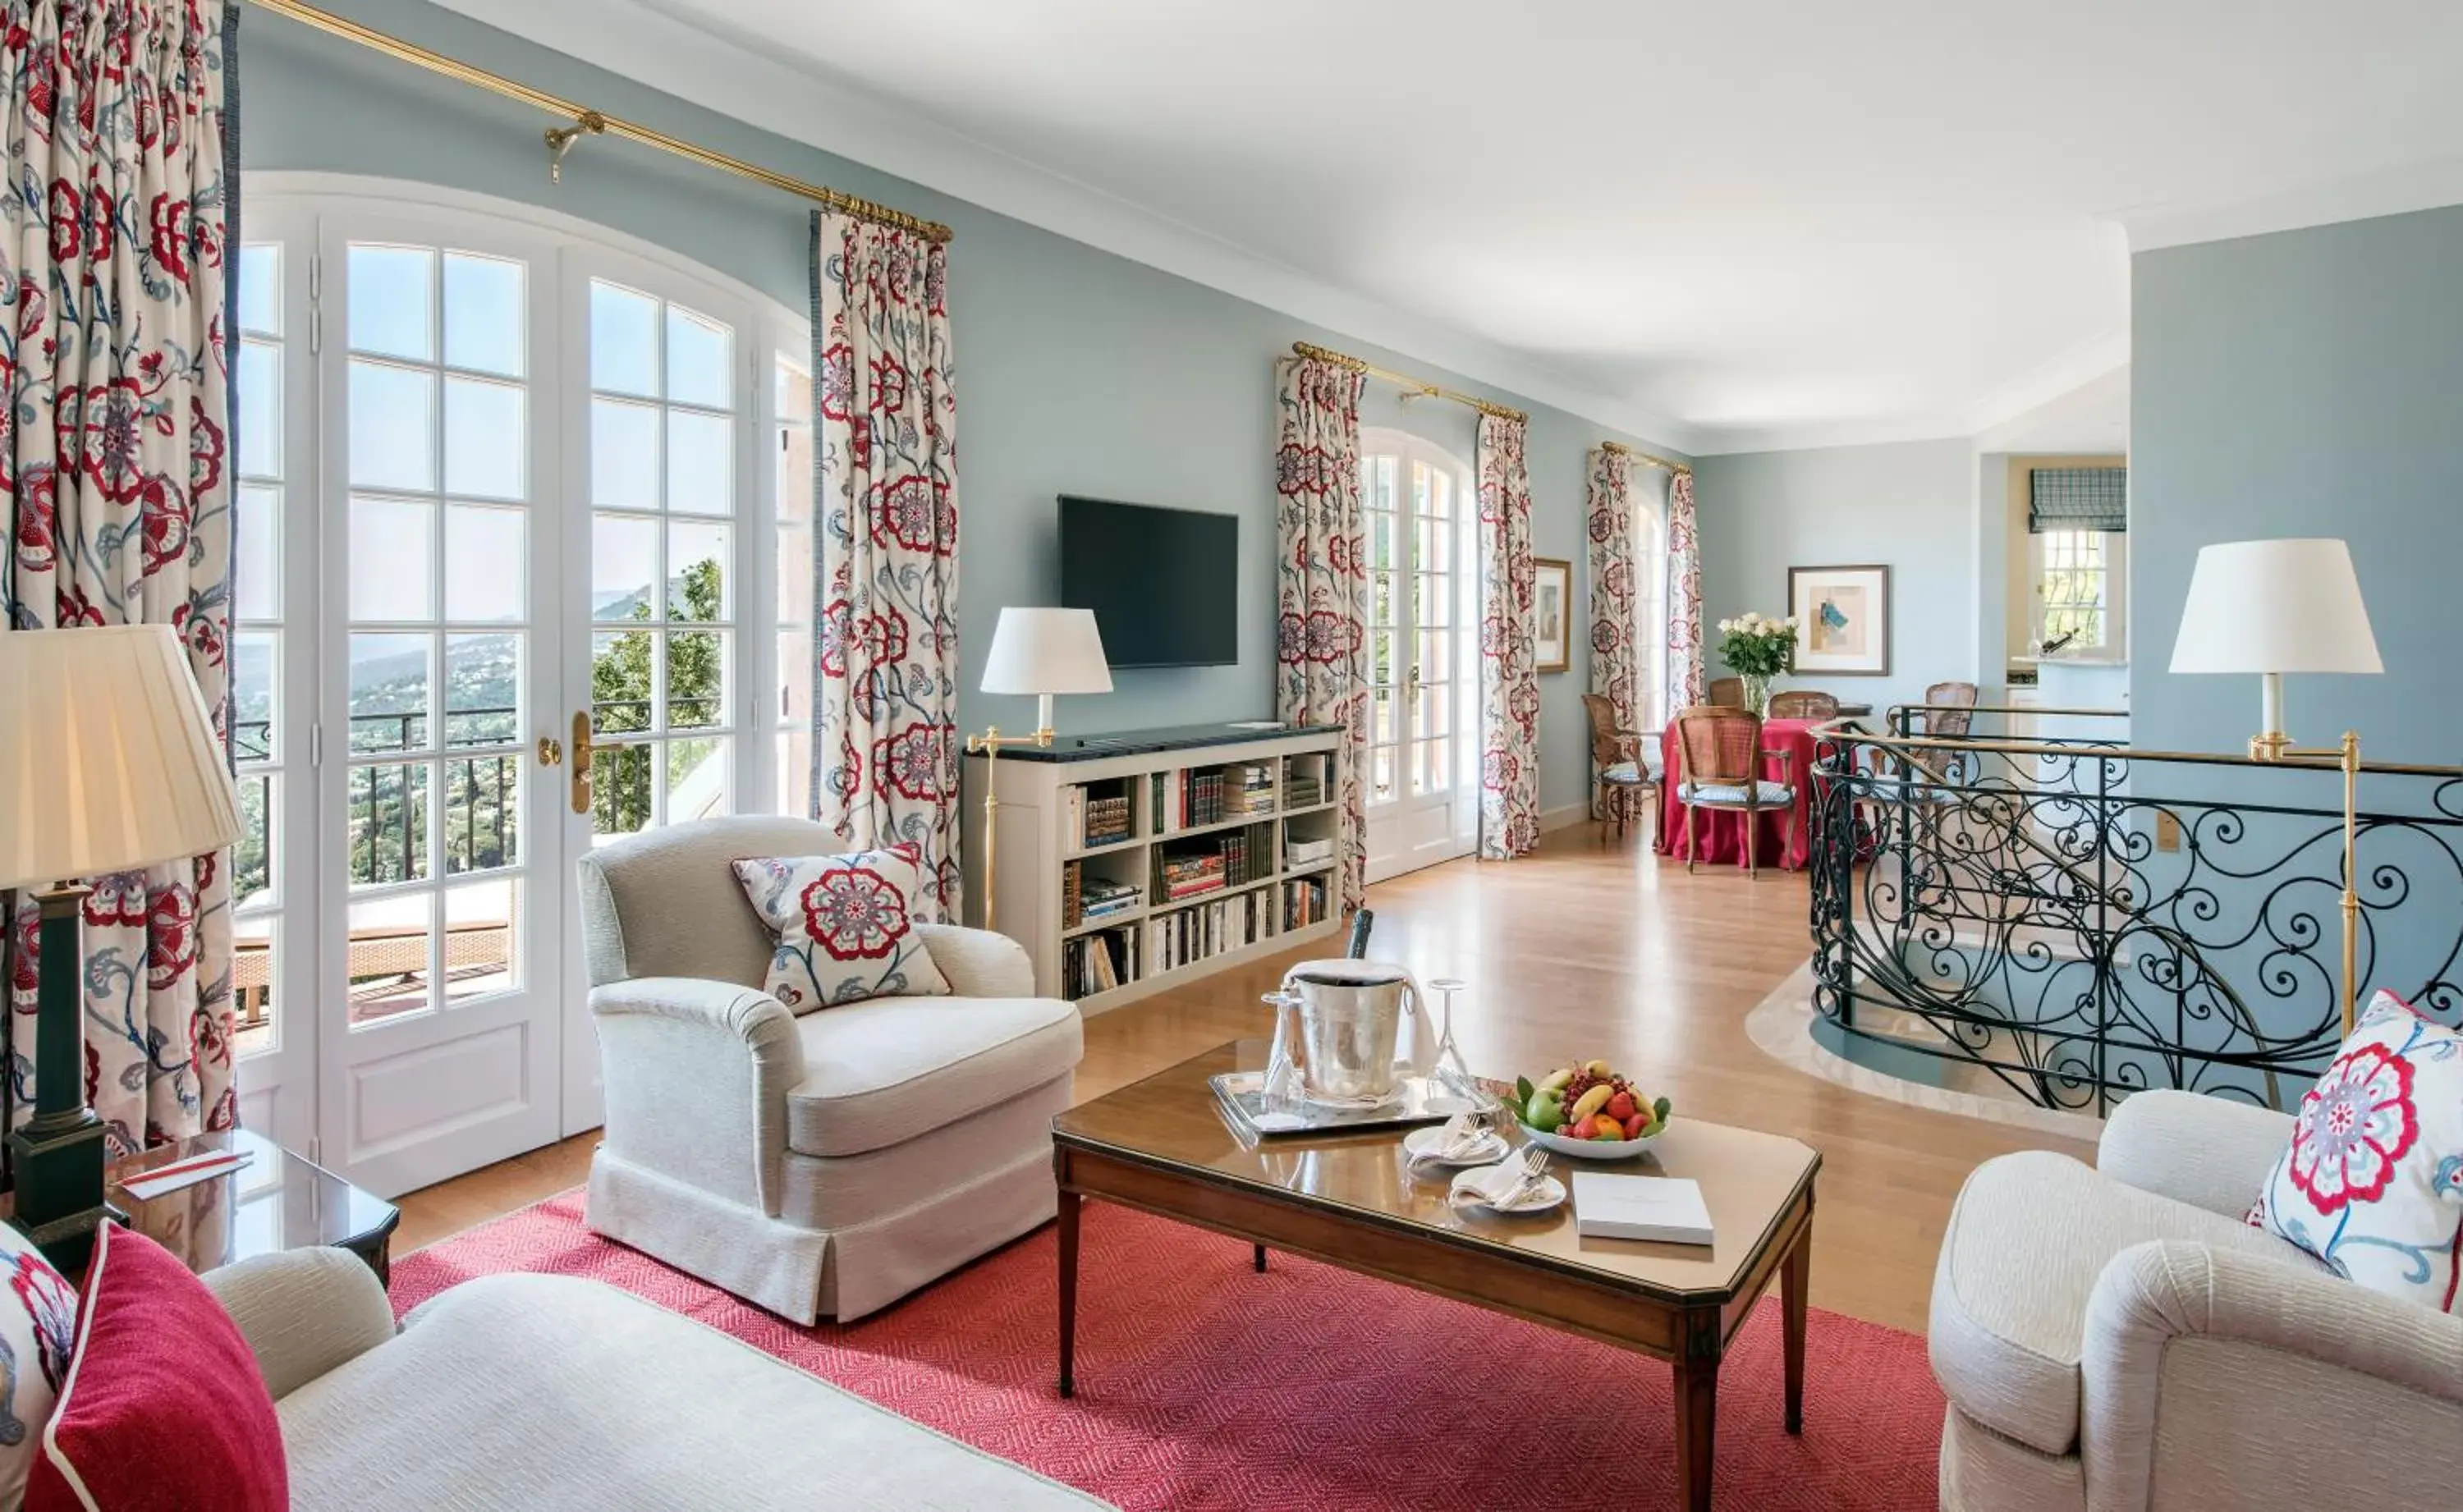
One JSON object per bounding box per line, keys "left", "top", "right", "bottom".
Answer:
{"left": 243, "top": 0, "right": 953, "bottom": 243}
{"left": 1819, "top": 717, "right": 2457, "bottom": 781}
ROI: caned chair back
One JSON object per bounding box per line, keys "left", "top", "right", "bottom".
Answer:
{"left": 1767, "top": 690, "right": 1839, "bottom": 720}
{"left": 1672, "top": 705, "right": 1765, "bottom": 787}
{"left": 1923, "top": 680, "right": 1979, "bottom": 738}
{"left": 1707, "top": 676, "right": 1745, "bottom": 708}
{"left": 1580, "top": 693, "right": 1632, "bottom": 767}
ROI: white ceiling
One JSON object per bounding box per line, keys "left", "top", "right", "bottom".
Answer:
{"left": 456, "top": 0, "right": 2463, "bottom": 454}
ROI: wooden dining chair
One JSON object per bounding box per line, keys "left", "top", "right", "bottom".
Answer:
{"left": 1671, "top": 705, "right": 1798, "bottom": 878}
{"left": 1920, "top": 680, "right": 1979, "bottom": 738}
{"left": 1580, "top": 693, "right": 1658, "bottom": 842}
{"left": 1766, "top": 690, "right": 1840, "bottom": 720}
{"left": 1707, "top": 676, "right": 1746, "bottom": 708}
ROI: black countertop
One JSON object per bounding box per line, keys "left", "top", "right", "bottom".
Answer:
{"left": 969, "top": 722, "right": 1342, "bottom": 764}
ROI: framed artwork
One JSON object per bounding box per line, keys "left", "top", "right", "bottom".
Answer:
{"left": 1787, "top": 564, "right": 1892, "bottom": 676}
{"left": 1532, "top": 558, "right": 1572, "bottom": 674}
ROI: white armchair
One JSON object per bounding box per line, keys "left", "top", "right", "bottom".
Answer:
{"left": 1931, "top": 1089, "right": 2463, "bottom": 1511}
{"left": 576, "top": 816, "right": 1082, "bottom": 1323}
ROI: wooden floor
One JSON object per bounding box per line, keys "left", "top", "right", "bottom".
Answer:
{"left": 394, "top": 824, "right": 2092, "bottom": 1333}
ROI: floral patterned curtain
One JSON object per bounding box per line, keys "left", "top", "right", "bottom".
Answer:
{"left": 810, "top": 210, "right": 960, "bottom": 917}
{"left": 1475, "top": 413, "right": 1539, "bottom": 859}
{"left": 1586, "top": 447, "right": 1637, "bottom": 730}
{"left": 2, "top": 0, "right": 236, "bottom": 1152}
{"left": 1273, "top": 356, "right": 1367, "bottom": 914}
{"left": 1666, "top": 469, "right": 1705, "bottom": 710}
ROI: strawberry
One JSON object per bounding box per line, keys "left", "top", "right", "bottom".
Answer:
{"left": 1604, "top": 1090, "right": 1638, "bottom": 1122}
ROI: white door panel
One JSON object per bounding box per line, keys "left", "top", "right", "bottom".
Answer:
{"left": 1362, "top": 434, "right": 1478, "bottom": 882}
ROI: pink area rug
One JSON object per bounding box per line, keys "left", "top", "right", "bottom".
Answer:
{"left": 395, "top": 1193, "right": 1943, "bottom": 1510}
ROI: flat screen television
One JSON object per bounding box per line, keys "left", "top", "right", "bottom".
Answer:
{"left": 1058, "top": 496, "right": 1239, "bottom": 668}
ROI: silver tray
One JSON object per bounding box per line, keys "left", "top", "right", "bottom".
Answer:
{"left": 1208, "top": 1071, "right": 1481, "bottom": 1139}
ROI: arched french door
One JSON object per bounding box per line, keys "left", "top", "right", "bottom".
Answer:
{"left": 1358, "top": 429, "right": 1479, "bottom": 881}
{"left": 236, "top": 177, "right": 808, "bottom": 1196}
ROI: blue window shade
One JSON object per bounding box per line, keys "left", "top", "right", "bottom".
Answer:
{"left": 2028, "top": 466, "right": 2126, "bottom": 534}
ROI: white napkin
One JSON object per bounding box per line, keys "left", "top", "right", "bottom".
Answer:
{"left": 1453, "top": 1157, "right": 1539, "bottom": 1207}
{"left": 1422, "top": 1111, "right": 1491, "bottom": 1161}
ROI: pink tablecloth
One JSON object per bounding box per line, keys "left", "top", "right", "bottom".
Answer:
{"left": 1653, "top": 717, "right": 1819, "bottom": 872}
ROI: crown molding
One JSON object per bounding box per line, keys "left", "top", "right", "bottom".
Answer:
{"left": 413, "top": 0, "right": 1707, "bottom": 452}
{"left": 2117, "top": 153, "right": 2463, "bottom": 253}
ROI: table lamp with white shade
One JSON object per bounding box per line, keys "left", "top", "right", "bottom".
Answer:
{"left": 2167, "top": 537, "right": 2382, "bottom": 1038}
{"left": 0, "top": 625, "right": 244, "bottom": 1268}
{"left": 965, "top": 608, "right": 1112, "bottom": 932}
{"left": 2168, "top": 537, "right": 2382, "bottom": 762}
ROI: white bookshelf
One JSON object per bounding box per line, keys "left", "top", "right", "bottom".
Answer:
{"left": 960, "top": 726, "right": 1346, "bottom": 1015}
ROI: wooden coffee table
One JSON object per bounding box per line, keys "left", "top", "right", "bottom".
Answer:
{"left": 1052, "top": 1041, "right": 1820, "bottom": 1512}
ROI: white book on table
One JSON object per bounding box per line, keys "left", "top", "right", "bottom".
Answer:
{"left": 1571, "top": 1171, "right": 1714, "bottom": 1245}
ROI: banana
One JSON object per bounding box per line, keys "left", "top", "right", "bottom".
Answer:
{"left": 1583, "top": 1058, "right": 1612, "bottom": 1076}
{"left": 1568, "top": 1084, "right": 1616, "bottom": 1123}
{"left": 1537, "top": 1067, "right": 1575, "bottom": 1094}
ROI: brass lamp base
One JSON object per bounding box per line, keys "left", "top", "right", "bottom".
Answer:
{"left": 965, "top": 722, "right": 1053, "bottom": 934}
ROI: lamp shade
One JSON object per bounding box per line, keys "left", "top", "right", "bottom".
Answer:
{"left": 0, "top": 625, "right": 244, "bottom": 891}
{"left": 980, "top": 607, "right": 1113, "bottom": 695}
{"left": 2168, "top": 538, "right": 2383, "bottom": 676}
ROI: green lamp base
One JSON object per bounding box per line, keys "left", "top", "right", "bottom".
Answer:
{"left": 12, "top": 886, "right": 121, "bottom": 1273}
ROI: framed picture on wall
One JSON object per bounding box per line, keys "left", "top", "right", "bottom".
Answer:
{"left": 1787, "top": 564, "right": 1892, "bottom": 676}
{"left": 1532, "top": 558, "right": 1572, "bottom": 674}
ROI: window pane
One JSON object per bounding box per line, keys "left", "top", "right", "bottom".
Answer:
{"left": 591, "top": 632, "right": 652, "bottom": 734}
{"left": 667, "top": 522, "right": 727, "bottom": 621}
{"left": 238, "top": 245, "right": 280, "bottom": 337}
{"left": 592, "top": 514, "right": 658, "bottom": 623}
{"left": 232, "top": 631, "right": 276, "bottom": 762}
{"left": 665, "top": 409, "right": 733, "bottom": 516}
{"left": 347, "top": 634, "right": 430, "bottom": 753}
{"left": 1372, "top": 745, "right": 1394, "bottom": 802}
{"left": 663, "top": 736, "right": 730, "bottom": 822}
{"left": 443, "top": 253, "right": 524, "bottom": 378}
{"left": 666, "top": 306, "right": 733, "bottom": 410}
{"left": 346, "top": 891, "right": 432, "bottom": 1020}
{"left": 236, "top": 485, "right": 279, "bottom": 621}
{"left": 777, "top": 422, "right": 812, "bottom": 522}
{"left": 666, "top": 630, "right": 724, "bottom": 728}
{"left": 589, "top": 282, "right": 659, "bottom": 397}
{"left": 589, "top": 742, "right": 654, "bottom": 838}
{"left": 443, "top": 633, "right": 519, "bottom": 748}
{"left": 443, "top": 505, "right": 525, "bottom": 622}
{"left": 443, "top": 879, "right": 520, "bottom": 1000}
{"left": 347, "top": 245, "right": 433, "bottom": 362}
{"left": 348, "top": 360, "right": 438, "bottom": 493}
{"left": 442, "top": 758, "right": 520, "bottom": 877}
{"left": 776, "top": 522, "right": 813, "bottom": 635}
{"left": 773, "top": 359, "right": 811, "bottom": 423}
{"left": 237, "top": 341, "right": 280, "bottom": 480}
{"left": 345, "top": 768, "right": 430, "bottom": 888}
{"left": 590, "top": 398, "right": 660, "bottom": 510}
{"left": 443, "top": 378, "right": 525, "bottom": 500}
{"left": 1417, "top": 736, "right": 1450, "bottom": 795}
{"left": 232, "top": 914, "right": 275, "bottom": 1054}
{"left": 350, "top": 497, "right": 435, "bottom": 622}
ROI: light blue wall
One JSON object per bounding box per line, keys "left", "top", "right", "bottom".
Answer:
{"left": 2132, "top": 205, "right": 2463, "bottom": 765}
{"left": 1692, "top": 438, "right": 1978, "bottom": 717}
{"left": 241, "top": 0, "right": 1681, "bottom": 818}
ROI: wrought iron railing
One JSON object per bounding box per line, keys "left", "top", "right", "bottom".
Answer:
{"left": 232, "top": 709, "right": 523, "bottom": 892}
{"left": 1809, "top": 706, "right": 2463, "bottom": 1114}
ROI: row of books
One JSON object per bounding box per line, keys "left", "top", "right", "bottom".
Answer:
{"left": 1152, "top": 770, "right": 1231, "bottom": 830}
{"left": 1062, "top": 932, "right": 1131, "bottom": 998}
{"left": 1149, "top": 890, "right": 1268, "bottom": 974}
{"left": 1063, "top": 785, "right": 1134, "bottom": 849}
{"left": 1285, "top": 835, "right": 1335, "bottom": 868}
{"left": 1283, "top": 876, "right": 1331, "bottom": 931}
{"left": 1157, "top": 852, "right": 1225, "bottom": 902}
{"left": 1284, "top": 753, "right": 1332, "bottom": 809}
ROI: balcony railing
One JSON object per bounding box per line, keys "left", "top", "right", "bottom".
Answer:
{"left": 1808, "top": 707, "right": 2463, "bottom": 1114}
{"left": 232, "top": 709, "right": 521, "bottom": 891}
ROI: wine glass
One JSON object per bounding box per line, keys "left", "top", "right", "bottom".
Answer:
{"left": 1426, "top": 977, "right": 1484, "bottom": 1111}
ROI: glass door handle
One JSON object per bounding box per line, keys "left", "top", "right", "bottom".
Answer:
{"left": 571, "top": 712, "right": 594, "bottom": 816}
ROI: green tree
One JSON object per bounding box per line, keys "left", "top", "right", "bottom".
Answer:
{"left": 592, "top": 556, "right": 724, "bottom": 834}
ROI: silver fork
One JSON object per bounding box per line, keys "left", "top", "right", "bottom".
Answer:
{"left": 1504, "top": 1144, "right": 1550, "bottom": 1206}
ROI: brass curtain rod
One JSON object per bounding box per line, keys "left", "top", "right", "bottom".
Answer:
{"left": 1291, "top": 341, "right": 1527, "bottom": 423}
{"left": 243, "top": 0, "right": 953, "bottom": 244}
{"left": 1598, "top": 439, "right": 1692, "bottom": 478}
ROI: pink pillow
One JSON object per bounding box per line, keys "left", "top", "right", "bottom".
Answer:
{"left": 2249, "top": 989, "right": 2463, "bottom": 1313}
{"left": 25, "top": 1224, "right": 286, "bottom": 1512}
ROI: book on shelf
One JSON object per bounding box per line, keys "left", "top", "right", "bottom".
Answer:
{"left": 1283, "top": 875, "right": 1329, "bottom": 930}
{"left": 1286, "top": 835, "right": 1334, "bottom": 867}
{"left": 1062, "top": 860, "right": 1083, "bottom": 928}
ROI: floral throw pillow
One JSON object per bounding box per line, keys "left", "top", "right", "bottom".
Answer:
{"left": 732, "top": 846, "right": 951, "bottom": 1010}
{"left": 2250, "top": 989, "right": 2463, "bottom": 1312}
{"left": 0, "top": 1221, "right": 78, "bottom": 1507}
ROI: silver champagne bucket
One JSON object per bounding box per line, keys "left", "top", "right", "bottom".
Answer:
{"left": 1262, "top": 960, "right": 1438, "bottom": 1109}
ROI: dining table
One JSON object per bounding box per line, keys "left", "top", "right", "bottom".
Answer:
{"left": 1654, "top": 715, "right": 1826, "bottom": 872}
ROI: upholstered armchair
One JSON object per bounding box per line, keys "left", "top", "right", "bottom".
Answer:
{"left": 575, "top": 816, "right": 1083, "bottom": 1324}
{"left": 1930, "top": 1090, "right": 2463, "bottom": 1511}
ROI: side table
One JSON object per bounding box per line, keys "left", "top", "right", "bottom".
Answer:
{"left": 107, "top": 1127, "right": 399, "bottom": 1283}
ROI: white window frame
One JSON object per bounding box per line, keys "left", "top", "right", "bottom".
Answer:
{"left": 2029, "top": 527, "right": 2128, "bottom": 657}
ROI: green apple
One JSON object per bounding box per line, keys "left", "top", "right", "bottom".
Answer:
{"left": 1524, "top": 1091, "right": 1566, "bottom": 1132}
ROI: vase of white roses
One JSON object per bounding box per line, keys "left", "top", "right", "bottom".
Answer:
{"left": 1715, "top": 612, "right": 1799, "bottom": 716}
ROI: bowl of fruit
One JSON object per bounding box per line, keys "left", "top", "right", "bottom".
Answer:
{"left": 1512, "top": 1060, "right": 1671, "bottom": 1159}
